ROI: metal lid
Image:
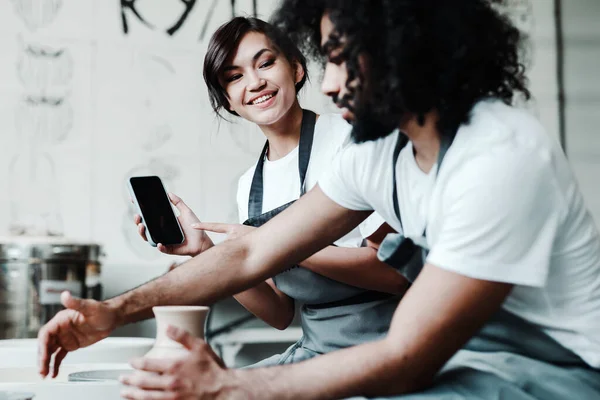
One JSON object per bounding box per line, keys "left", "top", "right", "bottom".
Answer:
{"left": 0, "top": 236, "right": 102, "bottom": 262}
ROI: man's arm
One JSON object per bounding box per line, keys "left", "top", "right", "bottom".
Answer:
{"left": 108, "top": 186, "right": 370, "bottom": 325}
{"left": 300, "top": 223, "right": 408, "bottom": 294}
{"left": 39, "top": 186, "right": 368, "bottom": 377}
{"left": 234, "top": 263, "right": 512, "bottom": 399}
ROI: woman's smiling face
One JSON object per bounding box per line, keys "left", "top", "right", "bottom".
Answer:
{"left": 220, "top": 31, "right": 304, "bottom": 126}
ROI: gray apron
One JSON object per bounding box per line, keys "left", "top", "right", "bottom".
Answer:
{"left": 352, "top": 132, "right": 600, "bottom": 399}
{"left": 243, "top": 109, "right": 401, "bottom": 365}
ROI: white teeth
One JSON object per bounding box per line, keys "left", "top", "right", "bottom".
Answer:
{"left": 251, "top": 93, "right": 274, "bottom": 105}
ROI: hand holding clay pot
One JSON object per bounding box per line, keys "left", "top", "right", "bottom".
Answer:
{"left": 120, "top": 325, "right": 233, "bottom": 400}
{"left": 144, "top": 306, "right": 209, "bottom": 360}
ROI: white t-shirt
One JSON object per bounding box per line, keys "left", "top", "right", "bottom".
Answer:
{"left": 319, "top": 99, "right": 600, "bottom": 367}
{"left": 237, "top": 113, "right": 385, "bottom": 248}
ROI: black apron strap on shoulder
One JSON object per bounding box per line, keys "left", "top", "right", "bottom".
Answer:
{"left": 248, "top": 141, "right": 270, "bottom": 219}
{"left": 298, "top": 109, "right": 316, "bottom": 195}
{"left": 247, "top": 109, "right": 317, "bottom": 219}
{"left": 391, "top": 132, "right": 410, "bottom": 228}
{"left": 379, "top": 129, "right": 457, "bottom": 276}
{"left": 391, "top": 129, "right": 456, "bottom": 235}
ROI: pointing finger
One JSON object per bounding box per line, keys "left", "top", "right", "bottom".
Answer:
{"left": 191, "top": 222, "right": 230, "bottom": 233}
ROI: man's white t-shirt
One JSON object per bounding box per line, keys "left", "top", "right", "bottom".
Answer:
{"left": 237, "top": 113, "right": 385, "bottom": 247}
{"left": 319, "top": 99, "right": 600, "bottom": 367}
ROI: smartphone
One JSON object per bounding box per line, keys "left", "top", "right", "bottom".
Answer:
{"left": 128, "top": 176, "right": 185, "bottom": 247}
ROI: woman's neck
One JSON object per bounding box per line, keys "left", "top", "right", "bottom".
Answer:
{"left": 258, "top": 101, "right": 304, "bottom": 161}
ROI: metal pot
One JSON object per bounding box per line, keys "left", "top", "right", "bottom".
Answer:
{"left": 0, "top": 237, "right": 103, "bottom": 339}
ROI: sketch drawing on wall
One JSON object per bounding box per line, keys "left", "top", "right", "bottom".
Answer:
{"left": 132, "top": 52, "right": 177, "bottom": 151}
{"left": 122, "top": 158, "right": 181, "bottom": 259}
{"left": 9, "top": 31, "right": 73, "bottom": 236}
{"left": 119, "top": 0, "right": 259, "bottom": 40}
{"left": 10, "top": 0, "right": 63, "bottom": 31}
{"left": 9, "top": 151, "right": 63, "bottom": 236}
{"left": 120, "top": 0, "right": 197, "bottom": 36}
{"left": 15, "top": 41, "right": 74, "bottom": 144}
{"left": 16, "top": 95, "right": 73, "bottom": 145}
{"left": 198, "top": 0, "right": 259, "bottom": 41}
{"left": 17, "top": 42, "right": 73, "bottom": 93}
{"left": 227, "top": 0, "right": 259, "bottom": 20}
{"left": 198, "top": 0, "right": 219, "bottom": 41}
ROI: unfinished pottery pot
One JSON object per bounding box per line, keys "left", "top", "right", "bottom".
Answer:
{"left": 144, "top": 306, "right": 209, "bottom": 360}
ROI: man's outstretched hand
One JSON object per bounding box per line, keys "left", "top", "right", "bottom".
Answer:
{"left": 37, "top": 291, "right": 121, "bottom": 378}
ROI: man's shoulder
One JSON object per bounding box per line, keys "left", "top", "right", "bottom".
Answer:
{"left": 447, "top": 100, "right": 557, "bottom": 173}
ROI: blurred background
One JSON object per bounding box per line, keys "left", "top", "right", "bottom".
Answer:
{"left": 0, "top": 0, "right": 598, "bottom": 367}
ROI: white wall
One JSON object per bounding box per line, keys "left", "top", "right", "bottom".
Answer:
{"left": 563, "top": 0, "right": 600, "bottom": 226}
{"left": 0, "top": 0, "right": 335, "bottom": 344}
{"left": 1, "top": 0, "right": 598, "bottom": 365}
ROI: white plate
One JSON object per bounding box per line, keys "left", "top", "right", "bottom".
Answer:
{"left": 0, "top": 392, "right": 35, "bottom": 400}
{"left": 0, "top": 382, "right": 122, "bottom": 400}
{"left": 0, "top": 363, "right": 132, "bottom": 384}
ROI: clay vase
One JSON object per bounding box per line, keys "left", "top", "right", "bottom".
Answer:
{"left": 144, "top": 305, "right": 209, "bottom": 360}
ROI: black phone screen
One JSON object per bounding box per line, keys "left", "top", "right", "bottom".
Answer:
{"left": 130, "top": 176, "right": 184, "bottom": 245}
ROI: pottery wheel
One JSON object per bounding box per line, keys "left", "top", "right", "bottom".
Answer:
{"left": 0, "top": 392, "right": 35, "bottom": 400}
{"left": 68, "top": 369, "right": 132, "bottom": 382}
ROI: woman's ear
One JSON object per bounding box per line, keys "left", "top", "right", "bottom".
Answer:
{"left": 293, "top": 60, "right": 305, "bottom": 85}
{"left": 223, "top": 97, "right": 234, "bottom": 113}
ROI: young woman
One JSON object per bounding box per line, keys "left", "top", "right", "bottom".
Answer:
{"left": 135, "top": 16, "right": 407, "bottom": 366}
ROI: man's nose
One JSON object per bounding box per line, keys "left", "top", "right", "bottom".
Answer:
{"left": 321, "top": 64, "right": 340, "bottom": 99}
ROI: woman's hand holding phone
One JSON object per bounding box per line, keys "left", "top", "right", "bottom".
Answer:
{"left": 134, "top": 193, "right": 214, "bottom": 257}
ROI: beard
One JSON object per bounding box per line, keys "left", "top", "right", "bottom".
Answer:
{"left": 350, "top": 105, "right": 398, "bottom": 143}
{"left": 333, "top": 89, "right": 398, "bottom": 143}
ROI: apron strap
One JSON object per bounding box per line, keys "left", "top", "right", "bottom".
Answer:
{"left": 391, "top": 133, "right": 409, "bottom": 228}
{"left": 248, "top": 109, "right": 317, "bottom": 218}
{"left": 391, "top": 129, "right": 456, "bottom": 235}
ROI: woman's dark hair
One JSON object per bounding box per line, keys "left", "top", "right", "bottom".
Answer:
{"left": 203, "top": 17, "right": 309, "bottom": 117}
{"left": 272, "top": 0, "right": 531, "bottom": 142}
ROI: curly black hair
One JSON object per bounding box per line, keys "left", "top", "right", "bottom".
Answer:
{"left": 203, "top": 17, "right": 309, "bottom": 118}
{"left": 271, "top": 0, "right": 530, "bottom": 142}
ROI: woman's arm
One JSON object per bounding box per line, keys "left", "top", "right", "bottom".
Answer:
{"left": 299, "top": 223, "right": 409, "bottom": 294}
{"left": 233, "top": 279, "right": 295, "bottom": 330}
{"left": 197, "top": 221, "right": 408, "bottom": 295}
